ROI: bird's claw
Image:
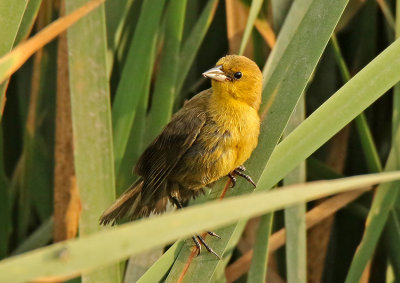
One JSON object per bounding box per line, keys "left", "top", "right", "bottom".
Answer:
{"left": 228, "top": 173, "right": 237, "bottom": 188}
{"left": 176, "top": 197, "right": 221, "bottom": 259}
{"left": 192, "top": 233, "right": 221, "bottom": 259}
{"left": 234, "top": 169, "right": 257, "bottom": 187}
{"left": 227, "top": 166, "right": 256, "bottom": 188}
{"left": 207, "top": 231, "right": 221, "bottom": 239}
{"left": 236, "top": 165, "right": 246, "bottom": 172}
{"left": 192, "top": 235, "right": 202, "bottom": 255}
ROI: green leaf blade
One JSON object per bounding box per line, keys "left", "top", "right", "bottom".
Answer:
{"left": 238, "top": 0, "right": 263, "bottom": 55}
{"left": 0, "top": 0, "right": 29, "bottom": 120}
{"left": 66, "top": 1, "right": 120, "bottom": 282}
{"left": 112, "top": 0, "right": 165, "bottom": 174}
{"left": 259, "top": 37, "right": 400, "bottom": 192}
{"left": 175, "top": 0, "right": 219, "bottom": 95}
{"left": 1, "top": 172, "right": 400, "bottom": 282}
{"left": 145, "top": 0, "right": 187, "bottom": 142}
{"left": 282, "top": 98, "right": 307, "bottom": 283}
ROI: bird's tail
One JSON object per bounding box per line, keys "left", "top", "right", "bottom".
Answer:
{"left": 99, "top": 179, "right": 144, "bottom": 225}
{"left": 99, "top": 178, "right": 169, "bottom": 225}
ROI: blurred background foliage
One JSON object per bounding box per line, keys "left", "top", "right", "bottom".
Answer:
{"left": 1, "top": 0, "right": 400, "bottom": 282}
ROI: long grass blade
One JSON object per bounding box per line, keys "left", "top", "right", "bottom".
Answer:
{"left": 124, "top": 248, "right": 164, "bottom": 282}
{"left": 0, "top": 0, "right": 105, "bottom": 85}
{"left": 387, "top": 209, "right": 400, "bottom": 279}
{"left": 387, "top": 0, "right": 400, "bottom": 278}
{"left": 111, "top": 0, "right": 165, "bottom": 175}
{"left": 377, "top": 0, "right": 395, "bottom": 30}
{"left": 252, "top": 37, "right": 400, "bottom": 283}
{"left": 0, "top": 0, "right": 28, "bottom": 119}
{"left": 14, "top": 0, "right": 42, "bottom": 44}
{"left": 66, "top": 0, "right": 120, "bottom": 281}
{"left": 226, "top": 190, "right": 367, "bottom": 282}
{"left": 271, "top": 0, "right": 293, "bottom": 33}
{"left": 18, "top": 30, "right": 56, "bottom": 240}
{"left": 115, "top": 26, "right": 159, "bottom": 194}
{"left": 137, "top": 242, "right": 184, "bottom": 283}
{"left": 282, "top": 98, "right": 306, "bottom": 283}
{"left": 225, "top": 0, "right": 249, "bottom": 54}
{"left": 254, "top": 17, "right": 276, "bottom": 48}
{"left": 394, "top": 0, "right": 400, "bottom": 134}
{"left": 0, "top": 130, "right": 10, "bottom": 258}
{"left": 53, "top": 1, "right": 79, "bottom": 243}
{"left": 330, "top": 34, "right": 382, "bottom": 173}
{"left": 258, "top": 37, "right": 400, "bottom": 192}
{"left": 12, "top": 217, "right": 53, "bottom": 255}
{"left": 344, "top": 3, "right": 400, "bottom": 279}
{"left": 345, "top": 127, "right": 400, "bottom": 282}
{"left": 0, "top": 172, "right": 399, "bottom": 282}
{"left": 238, "top": 0, "right": 263, "bottom": 55}
{"left": 16, "top": 13, "right": 58, "bottom": 239}
{"left": 175, "top": 0, "right": 219, "bottom": 95}
{"left": 0, "top": 1, "right": 28, "bottom": 52}
{"left": 249, "top": 96, "right": 306, "bottom": 283}
{"left": 104, "top": 0, "right": 135, "bottom": 73}
{"left": 247, "top": 214, "right": 273, "bottom": 283}
{"left": 145, "top": 0, "right": 187, "bottom": 142}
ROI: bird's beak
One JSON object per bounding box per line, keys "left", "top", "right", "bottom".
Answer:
{"left": 202, "top": 65, "right": 229, "bottom": 82}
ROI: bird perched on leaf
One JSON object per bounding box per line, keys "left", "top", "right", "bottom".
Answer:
{"left": 100, "top": 55, "right": 263, "bottom": 258}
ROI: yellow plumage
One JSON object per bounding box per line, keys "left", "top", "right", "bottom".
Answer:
{"left": 100, "top": 55, "right": 262, "bottom": 224}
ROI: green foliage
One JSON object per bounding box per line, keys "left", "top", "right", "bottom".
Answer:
{"left": 166, "top": 0, "right": 348, "bottom": 280}
{"left": 66, "top": 0, "right": 120, "bottom": 281}
{"left": 282, "top": 99, "right": 307, "bottom": 283}
{"left": 0, "top": 0, "right": 29, "bottom": 120}
{"left": 1, "top": 0, "right": 400, "bottom": 282}
{"left": 1, "top": 172, "right": 400, "bottom": 282}
{"left": 112, "top": 0, "right": 165, "bottom": 178}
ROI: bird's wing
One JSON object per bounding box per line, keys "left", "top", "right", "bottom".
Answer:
{"left": 134, "top": 90, "right": 210, "bottom": 195}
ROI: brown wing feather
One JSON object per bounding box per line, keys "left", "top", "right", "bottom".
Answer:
{"left": 99, "top": 178, "right": 144, "bottom": 224}
{"left": 135, "top": 90, "right": 211, "bottom": 200}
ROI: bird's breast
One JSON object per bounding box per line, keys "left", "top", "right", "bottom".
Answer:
{"left": 211, "top": 106, "right": 260, "bottom": 167}
{"left": 170, "top": 100, "right": 260, "bottom": 191}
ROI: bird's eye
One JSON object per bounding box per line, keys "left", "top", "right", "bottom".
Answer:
{"left": 233, "top": 72, "right": 242, "bottom": 80}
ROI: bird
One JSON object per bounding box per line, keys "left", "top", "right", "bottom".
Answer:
{"left": 100, "top": 55, "right": 263, "bottom": 258}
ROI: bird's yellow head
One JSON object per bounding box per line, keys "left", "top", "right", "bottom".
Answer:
{"left": 202, "top": 55, "right": 262, "bottom": 110}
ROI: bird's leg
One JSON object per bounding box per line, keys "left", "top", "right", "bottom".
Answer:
{"left": 236, "top": 165, "right": 246, "bottom": 172}
{"left": 230, "top": 166, "right": 257, "bottom": 188}
{"left": 170, "top": 195, "right": 184, "bottom": 209}
{"left": 170, "top": 195, "right": 221, "bottom": 259}
{"left": 207, "top": 231, "right": 221, "bottom": 238}
{"left": 195, "top": 234, "right": 221, "bottom": 259}
{"left": 228, "top": 173, "right": 237, "bottom": 188}
{"left": 191, "top": 235, "right": 202, "bottom": 255}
